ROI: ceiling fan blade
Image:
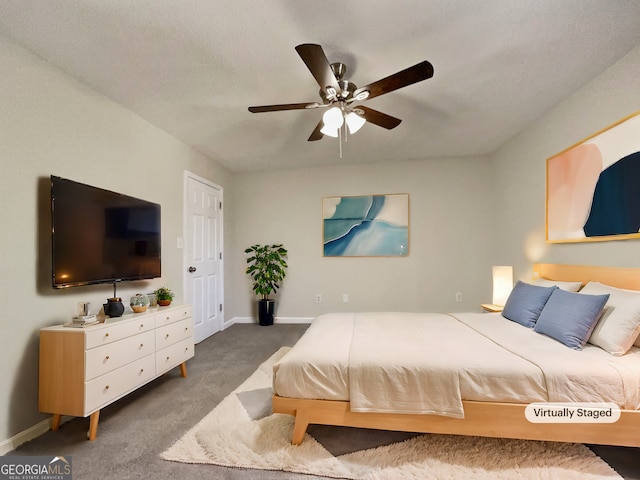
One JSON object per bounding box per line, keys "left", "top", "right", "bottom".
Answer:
{"left": 308, "top": 120, "right": 324, "bottom": 141}
{"left": 295, "top": 44, "right": 342, "bottom": 97}
{"left": 353, "top": 60, "right": 434, "bottom": 101}
{"left": 357, "top": 106, "right": 402, "bottom": 130}
{"left": 248, "top": 102, "right": 320, "bottom": 113}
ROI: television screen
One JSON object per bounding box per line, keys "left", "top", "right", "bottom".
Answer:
{"left": 51, "top": 175, "right": 161, "bottom": 288}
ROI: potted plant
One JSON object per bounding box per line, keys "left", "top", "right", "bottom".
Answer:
{"left": 245, "top": 244, "right": 288, "bottom": 326}
{"left": 154, "top": 287, "right": 174, "bottom": 306}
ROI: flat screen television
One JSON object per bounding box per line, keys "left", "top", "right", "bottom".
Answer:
{"left": 51, "top": 175, "right": 161, "bottom": 289}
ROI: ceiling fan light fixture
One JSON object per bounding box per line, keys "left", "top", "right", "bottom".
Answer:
{"left": 320, "top": 125, "right": 339, "bottom": 137}
{"left": 345, "top": 112, "right": 366, "bottom": 134}
{"left": 322, "top": 106, "right": 344, "bottom": 130}
{"left": 354, "top": 90, "right": 370, "bottom": 101}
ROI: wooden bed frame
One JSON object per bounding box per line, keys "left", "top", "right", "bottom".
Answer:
{"left": 272, "top": 263, "right": 640, "bottom": 447}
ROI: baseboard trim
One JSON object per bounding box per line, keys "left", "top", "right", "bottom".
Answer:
{"left": 0, "top": 417, "right": 52, "bottom": 455}
{"left": 230, "top": 316, "right": 314, "bottom": 325}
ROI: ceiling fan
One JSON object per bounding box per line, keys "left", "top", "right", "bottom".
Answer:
{"left": 248, "top": 44, "right": 434, "bottom": 142}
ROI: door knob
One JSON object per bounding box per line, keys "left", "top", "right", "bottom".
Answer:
{"left": 188, "top": 266, "right": 197, "bottom": 273}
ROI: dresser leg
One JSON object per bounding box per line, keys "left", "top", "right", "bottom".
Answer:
{"left": 88, "top": 410, "right": 100, "bottom": 441}
{"left": 179, "top": 362, "right": 187, "bottom": 378}
{"left": 51, "top": 414, "right": 61, "bottom": 432}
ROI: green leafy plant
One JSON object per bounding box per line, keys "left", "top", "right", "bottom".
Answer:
{"left": 244, "top": 244, "right": 288, "bottom": 300}
{"left": 153, "top": 287, "right": 174, "bottom": 301}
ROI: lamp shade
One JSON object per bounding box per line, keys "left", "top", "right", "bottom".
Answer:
{"left": 320, "top": 124, "right": 339, "bottom": 137}
{"left": 322, "top": 107, "right": 343, "bottom": 128}
{"left": 492, "top": 266, "right": 513, "bottom": 306}
{"left": 345, "top": 112, "right": 366, "bottom": 134}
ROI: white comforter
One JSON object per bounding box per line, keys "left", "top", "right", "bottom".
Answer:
{"left": 272, "top": 312, "right": 640, "bottom": 417}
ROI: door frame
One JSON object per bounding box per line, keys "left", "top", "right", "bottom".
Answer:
{"left": 183, "top": 170, "right": 224, "bottom": 340}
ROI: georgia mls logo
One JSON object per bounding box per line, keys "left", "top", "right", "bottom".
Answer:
{"left": 0, "top": 455, "right": 72, "bottom": 480}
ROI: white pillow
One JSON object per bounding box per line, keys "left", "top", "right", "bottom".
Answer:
{"left": 581, "top": 281, "right": 640, "bottom": 355}
{"left": 531, "top": 278, "right": 583, "bottom": 292}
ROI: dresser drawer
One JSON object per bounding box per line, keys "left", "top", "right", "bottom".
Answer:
{"left": 155, "top": 318, "right": 192, "bottom": 349}
{"left": 85, "top": 331, "right": 155, "bottom": 381}
{"left": 155, "top": 305, "right": 192, "bottom": 328}
{"left": 156, "top": 338, "right": 194, "bottom": 375}
{"left": 84, "top": 354, "right": 155, "bottom": 414}
{"left": 85, "top": 317, "right": 155, "bottom": 349}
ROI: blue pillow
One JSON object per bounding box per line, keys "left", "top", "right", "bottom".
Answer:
{"left": 501, "top": 281, "right": 558, "bottom": 327}
{"left": 534, "top": 289, "right": 609, "bottom": 350}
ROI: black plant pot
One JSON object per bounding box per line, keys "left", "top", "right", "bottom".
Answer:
{"left": 258, "top": 299, "right": 275, "bottom": 326}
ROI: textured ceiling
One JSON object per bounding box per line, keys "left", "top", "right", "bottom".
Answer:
{"left": 1, "top": 1, "right": 640, "bottom": 172}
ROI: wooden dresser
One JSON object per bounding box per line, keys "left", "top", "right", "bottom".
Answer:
{"left": 39, "top": 304, "right": 194, "bottom": 440}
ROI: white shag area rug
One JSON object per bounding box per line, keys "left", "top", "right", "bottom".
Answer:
{"left": 161, "top": 347, "right": 622, "bottom": 480}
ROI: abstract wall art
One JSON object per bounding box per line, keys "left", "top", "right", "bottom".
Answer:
{"left": 547, "top": 111, "right": 640, "bottom": 243}
{"left": 322, "top": 194, "right": 409, "bottom": 257}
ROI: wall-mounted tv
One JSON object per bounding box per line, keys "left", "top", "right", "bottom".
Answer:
{"left": 51, "top": 175, "right": 161, "bottom": 289}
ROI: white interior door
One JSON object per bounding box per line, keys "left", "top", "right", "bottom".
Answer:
{"left": 184, "top": 172, "right": 223, "bottom": 343}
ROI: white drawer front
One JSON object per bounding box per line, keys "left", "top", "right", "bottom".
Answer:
{"left": 155, "top": 318, "right": 192, "bottom": 350}
{"left": 85, "top": 318, "right": 155, "bottom": 349}
{"left": 85, "top": 331, "right": 155, "bottom": 381}
{"left": 156, "top": 338, "right": 194, "bottom": 375}
{"left": 155, "top": 305, "right": 192, "bottom": 328}
{"left": 84, "top": 354, "right": 155, "bottom": 414}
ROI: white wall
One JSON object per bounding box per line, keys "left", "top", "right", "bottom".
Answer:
{"left": 492, "top": 42, "right": 640, "bottom": 280}
{"left": 230, "top": 157, "right": 499, "bottom": 319}
{"left": 4, "top": 26, "right": 640, "bottom": 450}
{"left": 0, "top": 37, "right": 232, "bottom": 446}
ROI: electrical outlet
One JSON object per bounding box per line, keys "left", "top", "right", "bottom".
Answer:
{"left": 455, "top": 292, "right": 463, "bottom": 302}
{"left": 342, "top": 293, "right": 349, "bottom": 303}
{"left": 315, "top": 294, "right": 322, "bottom": 303}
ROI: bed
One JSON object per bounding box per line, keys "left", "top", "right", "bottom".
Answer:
{"left": 272, "top": 264, "right": 640, "bottom": 447}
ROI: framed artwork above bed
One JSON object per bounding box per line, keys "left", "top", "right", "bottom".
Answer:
{"left": 546, "top": 110, "right": 640, "bottom": 243}
{"left": 322, "top": 193, "right": 409, "bottom": 257}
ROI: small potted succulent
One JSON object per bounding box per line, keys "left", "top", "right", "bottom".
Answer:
{"left": 154, "top": 287, "right": 174, "bottom": 306}
{"left": 130, "top": 294, "right": 150, "bottom": 313}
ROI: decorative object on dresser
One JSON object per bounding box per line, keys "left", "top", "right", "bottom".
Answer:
{"left": 147, "top": 292, "right": 157, "bottom": 307}
{"left": 130, "top": 293, "right": 150, "bottom": 313}
{"left": 244, "top": 244, "right": 288, "bottom": 326}
{"left": 103, "top": 297, "right": 125, "bottom": 317}
{"left": 153, "top": 287, "right": 174, "bottom": 306}
{"left": 39, "top": 304, "right": 194, "bottom": 440}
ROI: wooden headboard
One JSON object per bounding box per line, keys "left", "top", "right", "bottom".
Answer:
{"left": 533, "top": 263, "right": 640, "bottom": 290}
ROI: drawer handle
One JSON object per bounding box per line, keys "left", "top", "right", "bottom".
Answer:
{"left": 165, "top": 316, "right": 170, "bottom": 321}
{"left": 166, "top": 356, "right": 170, "bottom": 361}
{"left": 105, "top": 385, "right": 110, "bottom": 390}
{"left": 140, "top": 324, "right": 144, "bottom": 328}
{"left": 139, "top": 343, "right": 144, "bottom": 348}
{"left": 184, "top": 327, "right": 188, "bottom": 332}
{"left": 165, "top": 334, "right": 170, "bottom": 339}
{"left": 185, "top": 347, "right": 188, "bottom": 352}
{"left": 105, "top": 333, "right": 109, "bottom": 337}
{"left": 105, "top": 355, "right": 110, "bottom": 360}
{"left": 140, "top": 368, "right": 144, "bottom": 373}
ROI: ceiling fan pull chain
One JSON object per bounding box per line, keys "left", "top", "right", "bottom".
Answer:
{"left": 339, "top": 125, "right": 343, "bottom": 159}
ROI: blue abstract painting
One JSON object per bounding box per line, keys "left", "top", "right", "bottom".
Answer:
{"left": 323, "top": 194, "right": 409, "bottom": 256}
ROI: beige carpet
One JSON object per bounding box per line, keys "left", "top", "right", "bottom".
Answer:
{"left": 161, "top": 348, "right": 622, "bottom": 480}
